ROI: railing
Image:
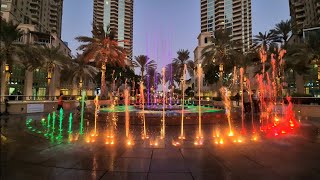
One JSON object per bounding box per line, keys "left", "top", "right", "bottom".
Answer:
{"left": 0, "top": 95, "right": 100, "bottom": 102}
{"left": 0, "top": 95, "right": 319, "bottom": 105}
{"left": 283, "top": 97, "right": 320, "bottom": 105}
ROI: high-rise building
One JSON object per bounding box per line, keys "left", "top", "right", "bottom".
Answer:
{"left": 199, "top": 0, "right": 252, "bottom": 52}
{"left": 0, "top": 0, "right": 64, "bottom": 38}
{"left": 289, "top": 0, "right": 320, "bottom": 31}
{"left": 194, "top": 0, "right": 252, "bottom": 97}
{"left": 93, "top": 0, "right": 134, "bottom": 61}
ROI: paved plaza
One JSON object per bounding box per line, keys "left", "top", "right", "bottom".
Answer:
{"left": 1, "top": 113, "right": 320, "bottom": 180}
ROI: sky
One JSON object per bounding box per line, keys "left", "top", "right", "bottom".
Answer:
{"left": 62, "top": 0, "right": 290, "bottom": 71}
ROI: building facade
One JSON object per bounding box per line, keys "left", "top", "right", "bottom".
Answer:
{"left": 0, "top": 24, "right": 72, "bottom": 99}
{"left": 0, "top": 1, "right": 85, "bottom": 98}
{"left": 93, "top": 0, "right": 134, "bottom": 61}
{"left": 200, "top": 0, "right": 252, "bottom": 52}
{"left": 1, "top": 0, "right": 64, "bottom": 38}
{"left": 288, "top": 0, "right": 320, "bottom": 96}
{"left": 289, "top": 0, "right": 320, "bottom": 31}
{"left": 195, "top": 0, "right": 252, "bottom": 97}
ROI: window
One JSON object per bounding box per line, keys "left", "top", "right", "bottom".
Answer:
{"left": 204, "top": 37, "right": 208, "bottom": 44}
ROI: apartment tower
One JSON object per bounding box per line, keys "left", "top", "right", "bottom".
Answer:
{"left": 200, "top": 0, "right": 252, "bottom": 52}
{"left": 1, "top": 0, "right": 64, "bottom": 38}
{"left": 289, "top": 0, "right": 320, "bottom": 31}
{"left": 93, "top": 0, "right": 134, "bottom": 61}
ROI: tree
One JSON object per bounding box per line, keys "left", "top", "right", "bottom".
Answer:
{"left": 76, "top": 25, "right": 127, "bottom": 98}
{"left": 253, "top": 31, "right": 279, "bottom": 50}
{"left": 201, "top": 29, "right": 241, "bottom": 87}
{"left": 201, "top": 29, "right": 239, "bottom": 68}
{"left": 106, "top": 65, "right": 138, "bottom": 90}
{"left": 38, "top": 45, "right": 70, "bottom": 96}
{"left": 16, "top": 45, "right": 43, "bottom": 71}
{"left": 0, "top": 20, "right": 23, "bottom": 96}
{"left": 172, "top": 49, "right": 195, "bottom": 79}
{"left": 132, "top": 55, "right": 156, "bottom": 81}
{"left": 285, "top": 39, "right": 319, "bottom": 94}
{"left": 203, "top": 63, "right": 220, "bottom": 84}
{"left": 14, "top": 45, "right": 44, "bottom": 97}
{"left": 61, "top": 54, "right": 99, "bottom": 95}
{"left": 165, "top": 63, "right": 180, "bottom": 88}
{"left": 272, "top": 19, "right": 292, "bottom": 48}
{"left": 145, "top": 67, "right": 161, "bottom": 90}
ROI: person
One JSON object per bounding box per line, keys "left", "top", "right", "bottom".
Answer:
{"left": 243, "top": 90, "right": 250, "bottom": 113}
{"left": 57, "top": 93, "right": 64, "bottom": 111}
{"left": 235, "top": 93, "right": 240, "bottom": 106}
{"left": 252, "top": 90, "right": 260, "bottom": 113}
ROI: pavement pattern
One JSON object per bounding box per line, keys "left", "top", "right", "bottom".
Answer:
{"left": 1, "top": 113, "right": 320, "bottom": 180}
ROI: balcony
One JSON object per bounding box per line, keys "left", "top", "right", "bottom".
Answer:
{"left": 233, "top": 25, "right": 242, "bottom": 32}
{"left": 29, "top": 5, "right": 39, "bottom": 11}
{"left": 296, "top": 13, "right": 305, "bottom": 19}
{"left": 295, "top": 7, "right": 304, "bottom": 13}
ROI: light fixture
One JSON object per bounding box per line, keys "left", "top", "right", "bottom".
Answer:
{"left": 5, "top": 64, "right": 9, "bottom": 72}
{"left": 219, "top": 64, "right": 224, "bottom": 72}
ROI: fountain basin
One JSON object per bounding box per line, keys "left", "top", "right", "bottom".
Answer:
{"left": 94, "top": 105, "right": 227, "bottom": 125}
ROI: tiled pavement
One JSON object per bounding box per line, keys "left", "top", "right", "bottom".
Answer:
{"left": 1, "top": 113, "right": 320, "bottom": 180}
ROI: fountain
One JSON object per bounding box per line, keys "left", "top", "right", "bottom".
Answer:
{"left": 124, "top": 88, "right": 132, "bottom": 145}
{"left": 23, "top": 42, "right": 302, "bottom": 149}
{"left": 93, "top": 95, "right": 99, "bottom": 135}
{"left": 161, "top": 67, "right": 166, "bottom": 138}
{"left": 47, "top": 113, "right": 51, "bottom": 128}
{"left": 59, "top": 108, "right": 63, "bottom": 132}
{"left": 80, "top": 90, "right": 85, "bottom": 134}
{"left": 197, "top": 64, "right": 202, "bottom": 138}
{"left": 52, "top": 111, "right": 56, "bottom": 132}
{"left": 220, "top": 87, "right": 233, "bottom": 136}
{"left": 233, "top": 66, "right": 237, "bottom": 86}
{"left": 179, "top": 64, "right": 187, "bottom": 139}
{"left": 240, "top": 67, "right": 245, "bottom": 132}
{"left": 140, "top": 81, "right": 147, "bottom": 139}
{"left": 68, "top": 112, "right": 73, "bottom": 133}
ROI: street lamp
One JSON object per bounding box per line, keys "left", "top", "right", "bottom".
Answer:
{"left": 79, "top": 78, "right": 83, "bottom": 94}
{"left": 219, "top": 64, "right": 224, "bottom": 72}
{"left": 5, "top": 64, "right": 10, "bottom": 83}
{"left": 317, "top": 64, "right": 320, "bottom": 80}
{"left": 219, "top": 64, "right": 224, "bottom": 85}
{"left": 47, "top": 66, "right": 53, "bottom": 84}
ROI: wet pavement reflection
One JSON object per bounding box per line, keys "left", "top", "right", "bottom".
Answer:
{"left": 1, "top": 111, "right": 320, "bottom": 180}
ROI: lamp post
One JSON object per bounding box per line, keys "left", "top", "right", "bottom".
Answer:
{"left": 5, "top": 64, "right": 10, "bottom": 83}
{"left": 5, "top": 64, "right": 10, "bottom": 97}
{"left": 79, "top": 77, "right": 83, "bottom": 96}
{"left": 316, "top": 64, "right": 320, "bottom": 80}
{"left": 219, "top": 64, "right": 224, "bottom": 86}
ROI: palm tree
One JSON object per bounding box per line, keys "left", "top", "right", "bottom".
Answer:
{"left": 145, "top": 67, "right": 161, "bottom": 90}
{"left": 0, "top": 20, "right": 23, "bottom": 96}
{"left": 132, "top": 55, "right": 156, "bottom": 81}
{"left": 16, "top": 45, "right": 43, "bottom": 71}
{"left": 253, "top": 31, "right": 279, "bottom": 50}
{"left": 285, "top": 43, "right": 316, "bottom": 94}
{"left": 62, "top": 54, "right": 99, "bottom": 95}
{"left": 201, "top": 29, "right": 241, "bottom": 87}
{"left": 15, "top": 45, "right": 43, "bottom": 97}
{"left": 76, "top": 25, "right": 127, "bottom": 98}
{"left": 201, "top": 29, "right": 238, "bottom": 68}
{"left": 172, "top": 49, "right": 195, "bottom": 80}
{"left": 38, "top": 45, "right": 70, "bottom": 96}
{"left": 165, "top": 63, "right": 180, "bottom": 88}
{"left": 272, "top": 19, "right": 292, "bottom": 48}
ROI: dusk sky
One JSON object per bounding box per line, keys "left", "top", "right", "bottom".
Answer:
{"left": 62, "top": 0, "right": 290, "bottom": 70}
